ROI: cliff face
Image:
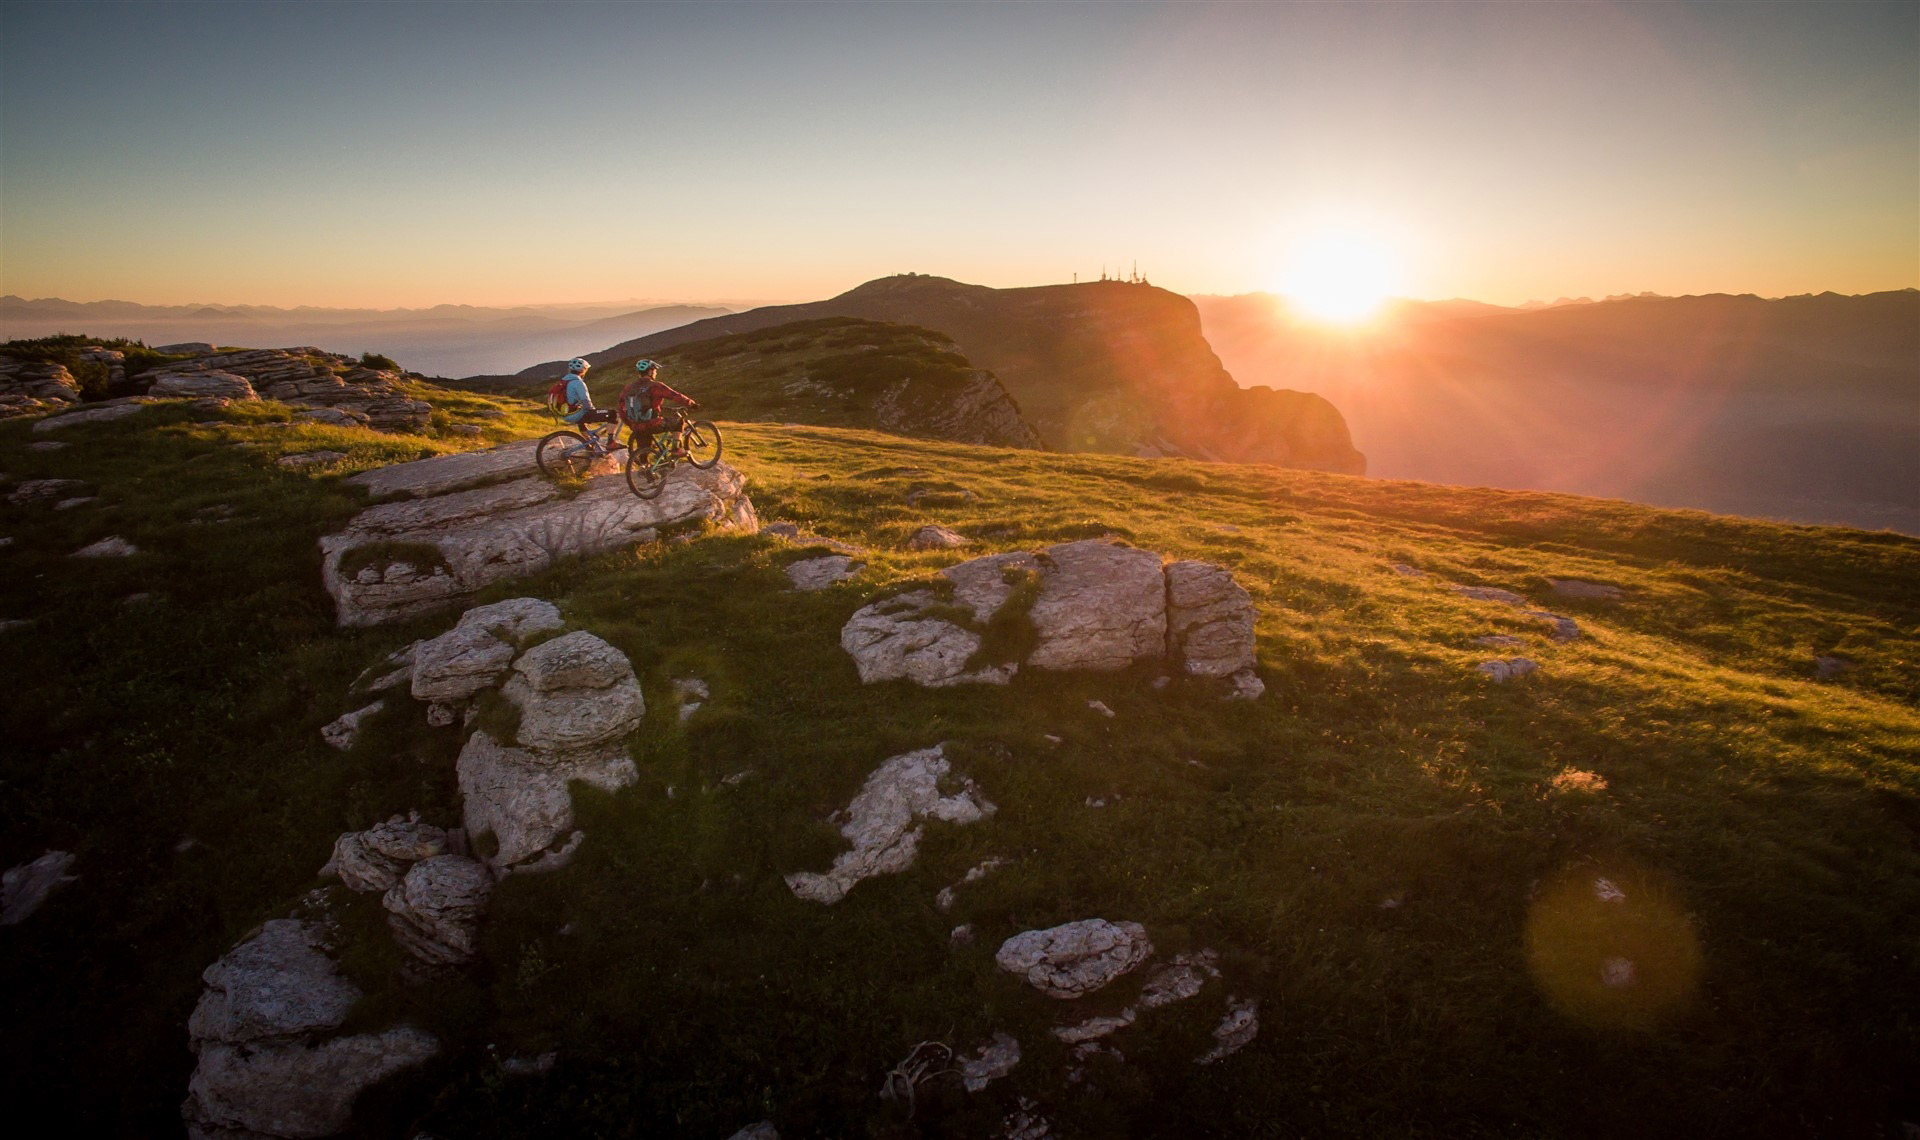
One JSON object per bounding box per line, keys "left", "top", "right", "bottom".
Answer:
{"left": 524, "top": 276, "right": 1365, "bottom": 475}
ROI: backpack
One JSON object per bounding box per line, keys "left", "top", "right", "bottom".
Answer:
{"left": 617, "top": 380, "right": 656, "bottom": 429}
{"left": 546, "top": 378, "right": 579, "bottom": 419}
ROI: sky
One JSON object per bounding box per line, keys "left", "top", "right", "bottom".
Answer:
{"left": 1, "top": 0, "right": 1915, "bottom": 309}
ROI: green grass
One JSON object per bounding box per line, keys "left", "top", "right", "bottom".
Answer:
{"left": 1, "top": 405, "right": 1915, "bottom": 1138}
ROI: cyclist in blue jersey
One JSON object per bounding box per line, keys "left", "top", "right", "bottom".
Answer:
{"left": 559, "top": 357, "right": 616, "bottom": 429}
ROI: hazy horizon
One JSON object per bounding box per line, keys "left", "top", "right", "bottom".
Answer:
{"left": 3, "top": 1, "right": 1914, "bottom": 310}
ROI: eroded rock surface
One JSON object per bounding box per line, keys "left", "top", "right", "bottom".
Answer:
{"left": 182, "top": 919, "right": 439, "bottom": 1140}
{"left": 154, "top": 348, "right": 430, "bottom": 433}
{"left": 320, "top": 701, "right": 384, "bottom": 751}
{"left": 961, "top": 1032, "right": 1023, "bottom": 1092}
{"left": 1, "top": 850, "right": 77, "bottom": 925}
{"left": 411, "top": 624, "right": 517, "bottom": 703}
{"left": 457, "top": 731, "right": 635, "bottom": 872}
{"left": 1477, "top": 657, "right": 1539, "bottom": 682}
{"left": 996, "top": 919, "right": 1153, "bottom": 999}
{"left": 382, "top": 855, "right": 492, "bottom": 967}
{"left": 149, "top": 371, "right": 259, "bottom": 402}
{"left": 1165, "top": 560, "right": 1256, "bottom": 677}
{"left": 786, "top": 554, "right": 862, "bottom": 590}
{"left": 0, "top": 357, "right": 81, "bottom": 416}
{"left": 785, "top": 744, "right": 995, "bottom": 904}
{"left": 1196, "top": 996, "right": 1260, "bottom": 1064}
{"left": 322, "top": 448, "right": 756, "bottom": 627}
{"left": 327, "top": 814, "right": 450, "bottom": 893}
{"left": 907, "top": 524, "right": 970, "bottom": 551}
{"left": 500, "top": 631, "right": 646, "bottom": 753}
{"left": 843, "top": 541, "right": 1254, "bottom": 689}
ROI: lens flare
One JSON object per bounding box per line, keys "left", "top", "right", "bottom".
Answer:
{"left": 1523, "top": 862, "right": 1702, "bottom": 1031}
{"left": 1278, "top": 228, "right": 1402, "bottom": 324}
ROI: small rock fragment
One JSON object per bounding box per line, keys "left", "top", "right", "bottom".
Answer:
{"left": 321, "top": 700, "right": 386, "bottom": 751}
{"left": 1226, "top": 668, "right": 1265, "bottom": 700}
{"left": 277, "top": 450, "right": 349, "bottom": 469}
{"left": 1051, "top": 1010, "right": 1135, "bottom": 1044}
{"left": 1473, "top": 634, "right": 1527, "bottom": 648}
{"left": 1196, "top": 996, "right": 1259, "bottom": 1064}
{"left": 1549, "top": 579, "right": 1624, "bottom": 601}
{"left": 1087, "top": 699, "right": 1115, "bottom": 718}
{"left": 1452, "top": 584, "right": 1529, "bottom": 606}
{"left": 907, "top": 524, "right": 970, "bottom": 551}
{"left": 72, "top": 536, "right": 138, "bottom": 558}
{"left": 960, "top": 1032, "right": 1021, "bottom": 1092}
{"left": 785, "top": 554, "right": 862, "bottom": 590}
{"left": 1136, "top": 950, "right": 1221, "bottom": 1010}
{"left": 725, "top": 1122, "right": 780, "bottom": 1140}
{"left": 1476, "top": 658, "right": 1539, "bottom": 682}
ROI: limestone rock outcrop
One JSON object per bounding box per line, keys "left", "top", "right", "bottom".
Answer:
{"left": 785, "top": 744, "right": 996, "bottom": 904}
{"left": 995, "top": 919, "right": 1153, "bottom": 999}
{"left": 0, "top": 357, "right": 81, "bottom": 416}
{"left": 148, "top": 348, "right": 431, "bottom": 432}
{"left": 148, "top": 370, "right": 260, "bottom": 402}
{"left": 842, "top": 540, "right": 1258, "bottom": 691}
{"left": 182, "top": 919, "right": 438, "bottom": 1140}
{"left": 32, "top": 399, "right": 147, "bottom": 432}
{"left": 321, "top": 444, "right": 756, "bottom": 627}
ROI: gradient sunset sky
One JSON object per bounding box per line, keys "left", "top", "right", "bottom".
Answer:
{"left": 2, "top": 0, "right": 1914, "bottom": 309}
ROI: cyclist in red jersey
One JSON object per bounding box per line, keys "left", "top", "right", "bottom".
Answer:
{"left": 619, "top": 359, "right": 699, "bottom": 460}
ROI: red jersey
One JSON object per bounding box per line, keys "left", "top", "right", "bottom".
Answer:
{"left": 620, "top": 377, "right": 695, "bottom": 425}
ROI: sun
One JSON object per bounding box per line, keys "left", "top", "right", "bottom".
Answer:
{"left": 1278, "top": 227, "right": 1403, "bottom": 325}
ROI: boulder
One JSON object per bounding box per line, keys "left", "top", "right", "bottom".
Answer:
{"left": 1, "top": 850, "right": 78, "bottom": 925}
{"left": 457, "top": 731, "right": 636, "bottom": 871}
{"left": 382, "top": 854, "right": 491, "bottom": 966}
{"left": 1023, "top": 541, "right": 1166, "bottom": 672}
{"left": 995, "top": 919, "right": 1153, "bottom": 999}
{"left": 456, "top": 596, "right": 564, "bottom": 642}
{"left": 907, "top": 524, "right": 970, "bottom": 551}
{"left": 501, "top": 632, "right": 645, "bottom": 753}
{"left": 321, "top": 458, "right": 756, "bottom": 627}
{"left": 327, "top": 814, "right": 451, "bottom": 893}
{"left": 785, "top": 744, "right": 996, "bottom": 905}
{"left": 410, "top": 624, "right": 517, "bottom": 703}
{"left": 187, "top": 921, "right": 359, "bottom": 1044}
{"left": 1165, "top": 560, "right": 1256, "bottom": 677}
{"left": 148, "top": 371, "right": 259, "bottom": 401}
{"left": 184, "top": 1026, "right": 438, "bottom": 1140}
{"left": 319, "top": 700, "right": 384, "bottom": 751}
{"left": 786, "top": 555, "right": 862, "bottom": 590}
{"left": 0, "top": 357, "right": 81, "bottom": 414}
{"left": 841, "top": 542, "right": 1252, "bottom": 688}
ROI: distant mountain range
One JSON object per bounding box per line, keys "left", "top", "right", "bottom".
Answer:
{"left": 505, "top": 274, "right": 1366, "bottom": 474}
{"left": 0, "top": 297, "right": 730, "bottom": 377}
{"left": 1193, "top": 290, "right": 1920, "bottom": 533}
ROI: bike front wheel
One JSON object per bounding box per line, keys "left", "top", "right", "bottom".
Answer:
{"left": 684, "top": 420, "right": 723, "bottom": 469}
{"left": 536, "top": 430, "right": 595, "bottom": 480}
{"left": 624, "top": 448, "right": 666, "bottom": 500}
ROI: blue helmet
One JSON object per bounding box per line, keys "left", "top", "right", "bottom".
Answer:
{"left": 567, "top": 357, "right": 589, "bottom": 374}
{"left": 634, "top": 359, "right": 658, "bottom": 374}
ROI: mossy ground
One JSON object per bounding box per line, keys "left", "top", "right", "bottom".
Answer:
{"left": 1, "top": 401, "right": 1915, "bottom": 1137}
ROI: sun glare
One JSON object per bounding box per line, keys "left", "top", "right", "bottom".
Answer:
{"left": 1279, "top": 228, "right": 1402, "bottom": 325}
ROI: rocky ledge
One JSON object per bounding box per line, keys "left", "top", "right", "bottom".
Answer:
{"left": 0, "top": 357, "right": 82, "bottom": 417}
{"left": 320, "top": 442, "right": 759, "bottom": 626}
{"left": 143, "top": 347, "right": 432, "bottom": 432}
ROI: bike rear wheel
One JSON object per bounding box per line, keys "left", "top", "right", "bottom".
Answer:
{"left": 624, "top": 447, "right": 666, "bottom": 500}
{"left": 536, "top": 430, "right": 595, "bottom": 480}
{"left": 684, "top": 420, "right": 722, "bottom": 469}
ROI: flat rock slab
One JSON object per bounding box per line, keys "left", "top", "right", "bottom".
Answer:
{"left": 321, "top": 458, "right": 756, "bottom": 626}
{"left": 1477, "top": 657, "right": 1539, "bottom": 682}
{"left": 346, "top": 440, "right": 548, "bottom": 502}
{"left": 33, "top": 402, "right": 147, "bottom": 432}
{"left": 996, "top": 918, "right": 1153, "bottom": 999}
{"left": 786, "top": 555, "right": 862, "bottom": 590}
{"left": 73, "top": 536, "right": 138, "bottom": 558}
{"left": 1549, "top": 578, "right": 1624, "bottom": 601}
{"left": 785, "top": 744, "right": 995, "bottom": 905}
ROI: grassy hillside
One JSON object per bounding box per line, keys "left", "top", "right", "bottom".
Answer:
{"left": 516, "top": 275, "right": 1368, "bottom": 474}
{"left": 467, "top": 317, "right": 1043, "bottom": 449}
{"left": 1, "top": 393, "right": 1916, "bottom": 1137}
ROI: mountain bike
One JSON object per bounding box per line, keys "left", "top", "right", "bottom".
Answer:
{"left": 624, "top": 410, "right": 722, "bottom": 499}
{"left": 536, "top": 415, "right": 628, "bottom": 480}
